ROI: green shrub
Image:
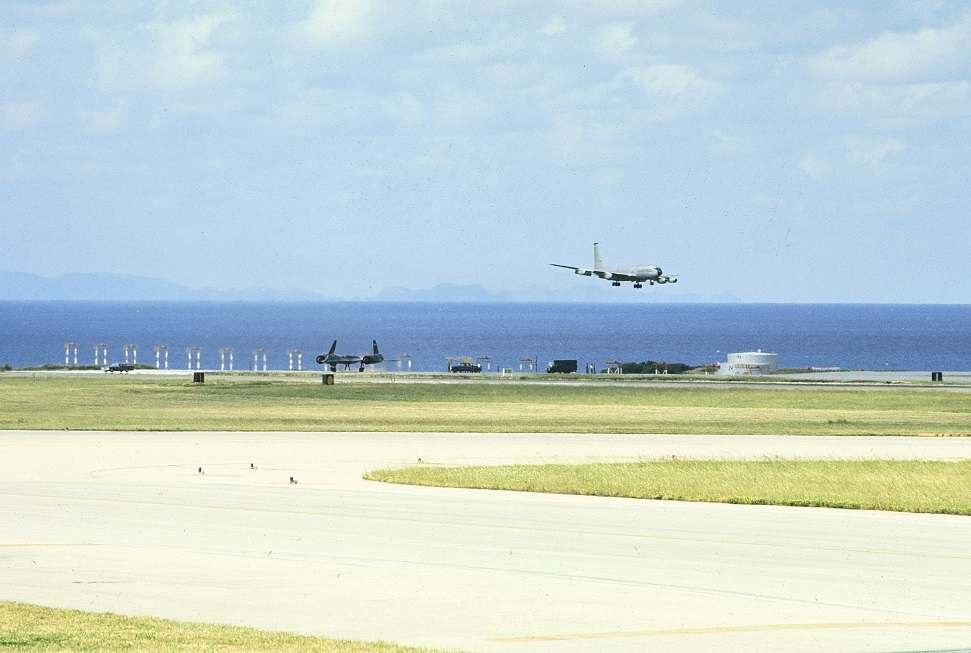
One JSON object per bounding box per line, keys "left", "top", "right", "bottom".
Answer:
{"left": 620, "top": 360, "right": 693, "bottom": 374}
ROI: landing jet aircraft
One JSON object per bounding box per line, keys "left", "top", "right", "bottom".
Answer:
{"left": 315, "top": 340, "right": 384, "bottom": 372}
{"left": 550, "top": 242, "right": 678, "bottom": 288}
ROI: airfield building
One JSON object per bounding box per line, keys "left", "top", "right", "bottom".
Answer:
{"left": 718, "top": 351, "right": 779, "bottom": 376}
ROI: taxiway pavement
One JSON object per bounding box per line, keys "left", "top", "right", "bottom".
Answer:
{"left": 2, "top": 431, "right": 970, "bottom": 652}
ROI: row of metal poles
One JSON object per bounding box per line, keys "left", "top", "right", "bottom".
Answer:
{"left": 63, "top": 343, "right": 308, "bottom": 371}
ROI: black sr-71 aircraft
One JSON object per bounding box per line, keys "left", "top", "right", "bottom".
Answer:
{"left": 315, "top": 340, "right": 384, "bottom": 372}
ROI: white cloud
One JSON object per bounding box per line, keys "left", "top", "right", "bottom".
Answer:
{"left": 434, "top": 93, "right": 491, "bottom": 125}
{"left": 545, "top": 113, "right": 630, "bottom": 167}
{"left": 98, "top": 12, "right": 234, "bottom": 91}
{"left": 412, "top": 140, "right": 451, "bottom": 167}
{"left": 539, "top": 63, "right": 718, "bottom": 139}
{"left": 86, "top": 105, "right": 127, "bottom": 134}
{"left": 1, "top": 29, "right": 36, "bottom": 58}
{"left": 538, "top": 16, "right": 568, "bottom": 37}
{"left": 482, "top": 61, "right": 547, "bottom": 88}
{"left": 845, "top": 135, "right": 905, "bottom": 170}
{"left": 0, "top": 101, "right": 42, "bottom": 130}
{"left": 807, "top": 15, "right": 971, "bottom": 82}
{"left": 814, "top": 80, "right": 971, "bottom": 128}
{"left": 151, "top": 13, "right": 231, "bottom": 88}
{"left": 385, "top": 92, "right": 424, "bottom": 127}
{"left": 420, "top": 36, "right": 524, "bottom": 64}
{"left": 276, "top": 88, "right": 339, "bottom": 126}
{"left": 620, "top": 64, "right": 717, "bottom": 99}
{"left": 797, "top": 152, "right": 833, "bottom": 181}
{"left": 290, "top": 0, "right": 375, "bottom": 50}
{"left": 0, "top": 146, "right": 30, "bottom": 182}
{"left": 798, "top": 136, "right": 907, "bottom": 182}
{"left": 579, "top": 0, "right": 680, "bottom": 15}
{"left": 708, "top": 131, "right": 754, "bottom": 158}
{"left": 273, "top": 86, "right": 378, "bottom": 130}
{"left": 18, "top": 0, "right": 83, "bottom": 19}
{"left": 593, "top": 22, "right": 637, "bottom": 58}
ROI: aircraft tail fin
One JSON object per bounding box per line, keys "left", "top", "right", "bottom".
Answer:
{"left": 327, "top": 340, "right": 337, "bottom": 356}
{"left": 372, "top": 340, "right": 380, "bottom": 355}
{"left": 593, "top": 242, "right": 604, "bottom": 270}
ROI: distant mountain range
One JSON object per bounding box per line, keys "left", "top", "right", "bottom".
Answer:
{"left": 0, "top": 271, "right": 741, "bottom": 303}
{"left": 372, "top": 283, "right": 508, "bottom": 302}
{"left": 0, "top": 271, "right": 329, "bottom": 302}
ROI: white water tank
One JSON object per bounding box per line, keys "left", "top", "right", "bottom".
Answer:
{"left": 720, "top": 350, "right": 779, "bottom": 376}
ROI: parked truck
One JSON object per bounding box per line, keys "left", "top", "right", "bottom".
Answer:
{"left": 546, "top": 359, "right": 578, "bottom": 374}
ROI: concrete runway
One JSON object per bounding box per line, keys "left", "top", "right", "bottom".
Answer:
{"left": 2, "top": 431, "right": 971, "bottom": 652}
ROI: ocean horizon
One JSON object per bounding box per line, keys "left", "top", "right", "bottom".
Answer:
{"left": 1, "top": 301, "right": 969, "bottom": 372}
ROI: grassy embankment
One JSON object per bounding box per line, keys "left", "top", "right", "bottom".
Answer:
{"left": 0, "top": 602, "right": 457, "bottom": 653}
{"left": 366, "top": 460, "right": 971, "bottom": 515}
{"left": 1, "top": 376, "right": 970, "bottom": 435}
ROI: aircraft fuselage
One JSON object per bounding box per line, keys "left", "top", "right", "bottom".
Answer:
{"left": 551, "top": 243, "right": 678, "bottom": 289}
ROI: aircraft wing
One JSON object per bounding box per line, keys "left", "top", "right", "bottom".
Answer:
{"left": 550, "top": 263, "right": 593, "bottom": 276}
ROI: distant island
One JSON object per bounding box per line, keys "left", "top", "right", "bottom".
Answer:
{"left": 372, "top": 283, "right": 509, "bottom": 302}
{"left": 0, "top": 271, "right": 329, "bottom": 302}
{"left": 0, "top": 271, "right": 741, "bottom": 303}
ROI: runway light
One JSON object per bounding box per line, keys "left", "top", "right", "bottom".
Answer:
{"left": 252, "top": 347, "right": 268, "bottom": 372}
{"left": 250, "top": 463, "right": 256, "bottom": 470}
{"left": 154, "top": 345, "right": 168, "bottom": 369}
{"left": 186, "top": 346, "right": 202, "bottom": 370}
{"left": 220, "top": 348, "right": 235, "bottom": 371}
{"left": 94, "top": 343, "right": 109, "bottom": 368}
{"left": 288, "top": 349, "right": 302, "bottom": 371}
{"left": 289, "top": 476, "right": 297, "bottom": 484}
{"left": 198, "top": 467, "right": 204, "bottom": 474}
{"left": 64, "top": 342, "right": 79, "bottom": 367}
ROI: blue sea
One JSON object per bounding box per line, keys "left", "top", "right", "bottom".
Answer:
{"left": 0, "top": 302, "right": 969, "bottom": 372}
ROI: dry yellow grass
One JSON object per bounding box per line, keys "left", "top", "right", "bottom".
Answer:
{"left": 0, "top": 602, "right": 458, "bottom": 652}
{"left": 367, "top": 460, "right": 971, "bottom": 515}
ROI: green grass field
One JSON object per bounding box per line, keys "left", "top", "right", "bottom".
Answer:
{"left": 1, "top": 376, "right": 970, "bottom": 435}
{"left": 366, "top": 460, "right": 971, "bottom": 515}
{"left": 0, "top": 602, "right": 456, "bottom": 653}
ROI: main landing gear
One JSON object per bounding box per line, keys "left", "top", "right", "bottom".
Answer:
{"left": 633, "top": 283, "right": 643, "bottom": 289}
{"left": 612, "top": 281, "right": 621, "bottom": 287}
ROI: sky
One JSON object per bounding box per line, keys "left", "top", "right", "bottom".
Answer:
{"left": 1, "top": 1, "right": 969, "bottom": 302}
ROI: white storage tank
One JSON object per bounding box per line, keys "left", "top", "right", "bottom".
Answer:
{"left": 719, "top": 350, "right": 779, "bottom": 376}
